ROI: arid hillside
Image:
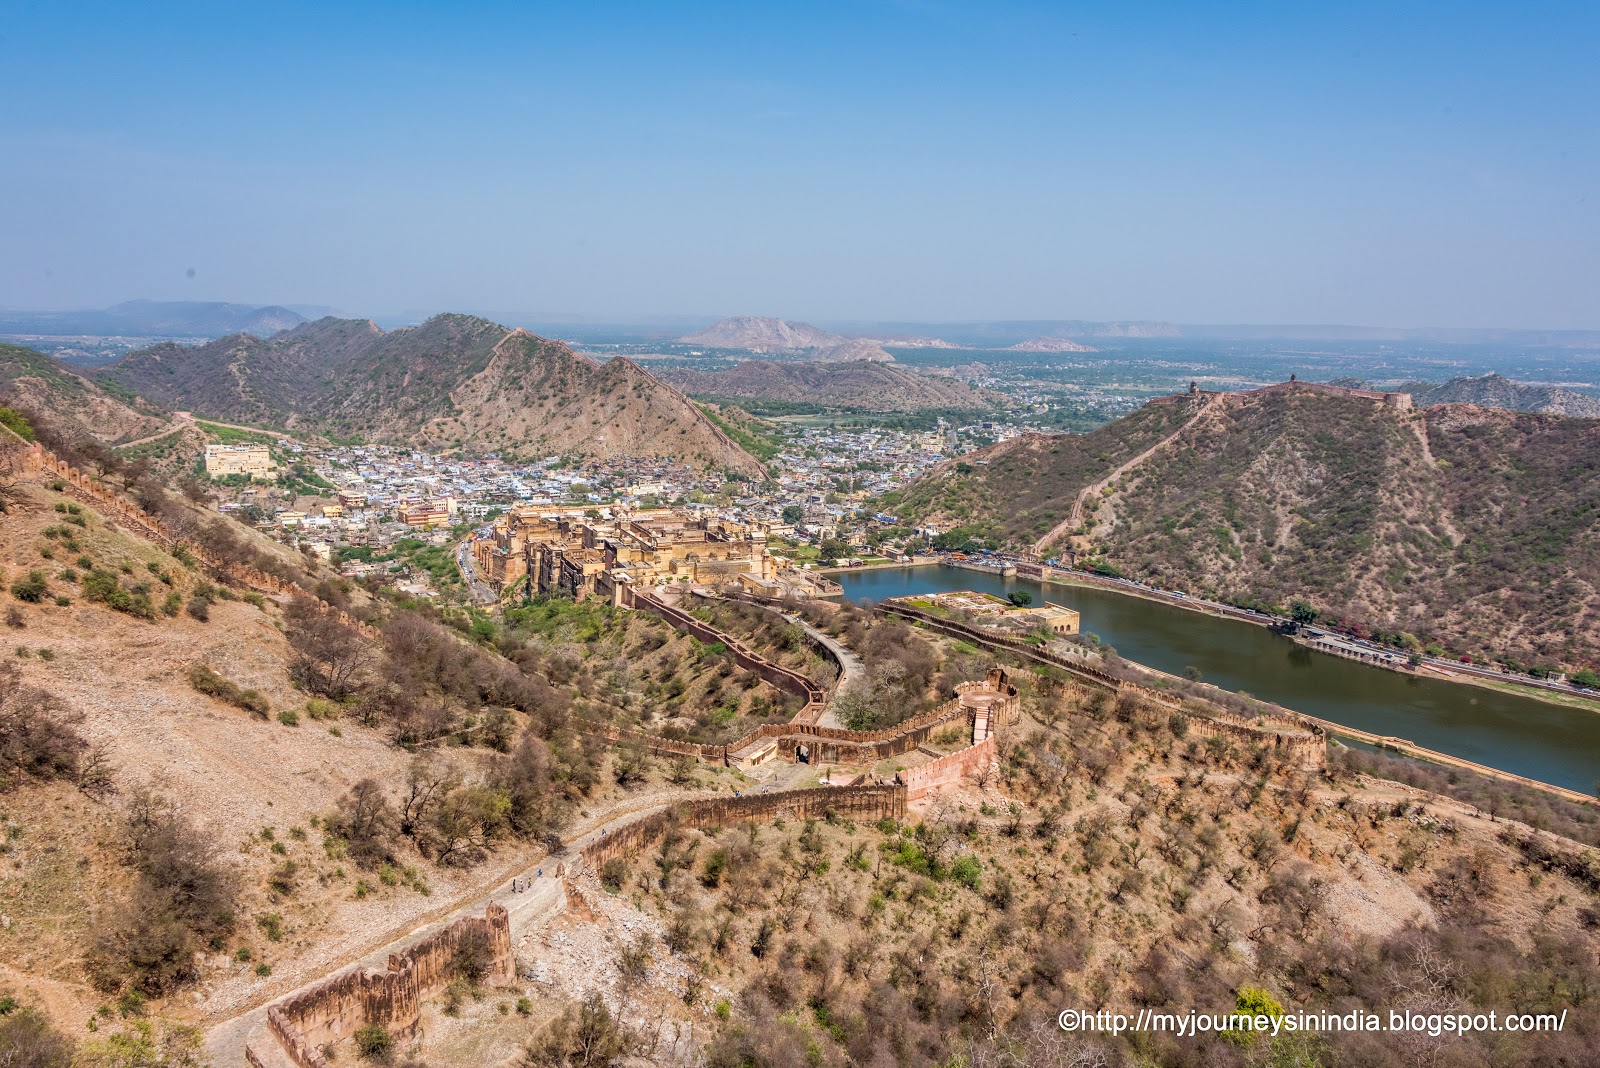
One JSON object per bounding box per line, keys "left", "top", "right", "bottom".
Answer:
{"left": 95, "top": 315, "right": 767, "bottom": 474}
{"left": 553, "top": 671, "right": 1600, "bottom": 1068}
{"left": 2, "top": 456, "right": 1597, "bottom": 1068}
{"left": 884, "top": 385, "right": 1600, "bottom": 667}
{"left": 430, "top": 331, "right": 766, "bottom": 473}
{"left": 96, "top": 316, "right": 388, "bottom": 430}
{"left": 659, "top": 359, "right": 998, "bottom": 411}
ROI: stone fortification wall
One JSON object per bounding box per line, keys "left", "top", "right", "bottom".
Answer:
{"left": 880, "top": 603, "right": 1325, "bottom": 772}
{"left": 1150, "top": 380, "right": 1413, "bottom": 410}
{"left": 578, "top": 785, "right": 906, "bottom": 870}
{"left": 1177, "top": 707, "right": 1327, "bottom": 772}
{"left": 624, "top": 587, "right": 827, "bottom": 721}
{"left": 571, "top": 700, "right": 968, "bottom": 768}
{"left": 263, "top": 905, "right": 511, "bottom": 1068}
{"left": 1238, "top": 380, "right": 1412, "bottom": 409}
{"left": 580, "top": 722, "right": 729, "bottom": 764}
{"left": 577, "top": 668, "right": 1018, "bottom": 769}
{"left": 687, "top": 590, "right": 847, "bottom": 692}
{"left": 898, "top": 734, "right": 997, "bottom": 800}
{"left": 878, "top": 602, "right": 1128, "bottom": 689}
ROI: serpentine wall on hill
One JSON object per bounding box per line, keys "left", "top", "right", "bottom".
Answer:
{"left": 623, "top": 585, "right": 831, "bottom": 723}
{"left": 876, "top": 601, "right": 1327, "bottom": 773}
{"left": 578, "top": 784, "right": 908, "bottom": 870}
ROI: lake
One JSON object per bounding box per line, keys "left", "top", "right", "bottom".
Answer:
{"left": 835, "top": 565, "right": 1600, "bottom": 794}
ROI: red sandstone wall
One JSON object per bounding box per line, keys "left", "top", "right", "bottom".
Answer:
{"left": 627, "top": 589, "right": 826, "bottom": 718}
{"left": 265, "top": 905, "right": 511, "bottom": 1068}
{"left": 576, "top": 669, "right": 1018, "bottom": 771}
{"left": 579, "top": 784, "right": 906, "bottom": 870}
{"left": 880, "top": 603, "right": 1325, "bottom": 771}
{"left": 898, "top": 733, "right": 997, "bottom": 801}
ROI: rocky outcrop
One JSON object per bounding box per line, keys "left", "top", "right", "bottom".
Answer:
{"left": 679, "top": 316, "right": 849, "bottom": 352}
{"left": 659, "top": 360, "right": 996, "bottom": 411}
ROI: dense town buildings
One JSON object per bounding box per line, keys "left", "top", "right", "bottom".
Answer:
{"left": 211, "top": 413, "right": 1036, "bottom": 599}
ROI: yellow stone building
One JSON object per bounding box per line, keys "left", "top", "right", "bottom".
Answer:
{"left": 473, "top": 508, "right": 781, "bottom": 602}
{"left": 920, "top": 590, "right": 1080, "bottom": 636}
{"left": 203, "top": 443, "right": 275, "bottom": 478}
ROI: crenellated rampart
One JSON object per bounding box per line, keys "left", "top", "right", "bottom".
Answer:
{"left": 262, "top": 904, "right": 512, "bottom": 1068}
{"left": 898, "top": 734, "right": 997, "bottom": 800}
{"left": 623, "top": 587, "right": 828, "bottom": 722}
{"left": 879, "top": 602, "right": 1325, "bottom": 772}
{"left": 578, "top": 784, "right": 907, "bottom": 870}
{"left": 575, "top": 668, "right": 1018, "bottom": 771}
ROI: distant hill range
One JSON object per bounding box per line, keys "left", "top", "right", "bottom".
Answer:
{"left": 0, "top": 300, "right": 306, "bottom": 339}
{"left": 658, "top": 360, "right": 998, "bottom": 411}
{"left": 1178, "top": 324, "right": 1600, "bottom": 345}
{"left": 820, "top": 319, "right": 1181, "bottom": 345}
{"left": 755, "top": 319, "right": 1600, "bottom": 346}
{"left": 92, "top": 314, "right": 766, "bottom": 474}
{"left": 872, "top": 336, "right": 959, "bottom": 349}
{"left": 681, "top": 317, "right": 848, "bottom": 352}
{"left": 1004, "top": 337, "right": 1099, "bottom": 353}
{"left": 885, "top": 382, "right": 1600, "bottom": 666}
{"left": 1326, "top": 373, "right": 1600, "bottom": 418}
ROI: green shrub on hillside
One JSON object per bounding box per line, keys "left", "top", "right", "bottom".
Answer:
{"left": 187, "top": 664, "right": 270, "bottom": 717}
{"left": 0, "top": 407, "right": 35, "bottom": 442}
{"left": 80, "top": 569, "right": 155, "bottom": 619}
{"left": 8, "top": 572, "right": 48, "bottom": 604}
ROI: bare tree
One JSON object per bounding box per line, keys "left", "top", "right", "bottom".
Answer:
{"left": 326, "top": 778, "right": 397, "bottom": 868}
{"left": 284, "top": 597, "right": 372, "bottom": 698}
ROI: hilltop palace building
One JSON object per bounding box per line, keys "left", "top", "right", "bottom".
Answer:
{"left": 203, "top": 443, "right": 276, "bottom": 478}
{"left": 473, "top": 507, "right": 786, "bottom": 603}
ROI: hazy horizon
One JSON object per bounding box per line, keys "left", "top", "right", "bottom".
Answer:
{"left": 12, "top": 299, "right": 1600, "bottom": 339}
{"left": 4, "top": 1, "right": 1596, "bottom": 329}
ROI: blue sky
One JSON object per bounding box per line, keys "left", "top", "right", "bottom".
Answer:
{"left": 2, "top": 1, "right": 1595, "bottom": 326}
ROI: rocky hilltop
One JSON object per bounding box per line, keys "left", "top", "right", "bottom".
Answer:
{"left": 680, "top": 316, "right": 849, "bottom": 352}
{"left": 97, "top": 314, "right": 766, "bottom": 474}
{"left": 1405, "top": 373, "right": 1600, "bottom": 418}
{"left": 1036, "top": 319, "right": 1179, "bottom": 339}
{"left": 659, "top": 359, "right": 997, "bottom": 410}
{"left": 885, "top": 383, "right": 1600, "bottom": 666}
{"left": 1004, "top": 336, "right": 1099, "bottom": 353}
{"left": 811, "top": 337, "right": 895, "bottom": 362}
{"left": 678, "top": 317, "right": 898, "bottom": 361}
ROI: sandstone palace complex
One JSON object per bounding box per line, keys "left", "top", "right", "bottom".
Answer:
{"left": 472, "top": 507, "right": 797, "bottom": 602}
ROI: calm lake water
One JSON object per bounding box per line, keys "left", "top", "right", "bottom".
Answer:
{"left": 835, "top": 566, "right": 1600, "bottom": 794}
